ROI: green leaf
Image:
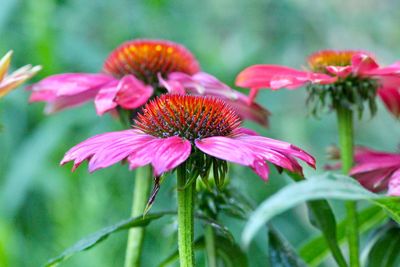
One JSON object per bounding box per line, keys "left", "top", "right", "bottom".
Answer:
{"left": 365, "top": 225, "right": 400, "bottom": 267}
{"left": 44, "top": 212, "right": 171, "bottom": 267}
{"left": 269, "top": 227, "right": 307, "bottom": 267}
{"left": 242, "top": 172, "right": 399, "bottom": 247}
{"left": 300, "top": 205, "right": 387, "bottom": 266}
{"left": 158, "top": 235, "right": 248, "bottom": 267}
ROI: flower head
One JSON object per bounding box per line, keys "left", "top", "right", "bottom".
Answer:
{"left": 327, "top": 146, "right": 400, "bottom": 196}
{"left": 61, "top": 95, "right": 315, "bottom": 183}
{"left": 0, "top": 51, "right": 41, "bottom": 99}
{"left": 29, "top": 39, "right": 269, "bottom": 126}
{"left": 236, "top": 49, "right": 400, "bottom": 118}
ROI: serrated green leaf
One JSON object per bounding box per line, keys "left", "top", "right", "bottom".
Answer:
{"left": 300, "top": 205, "right": 387, "bottom": 266}
{"left": 242, "top": 172, "right": 400, "bottom": 247}
{"left": 268, "top": 227, "right": 307, "bottom": 267}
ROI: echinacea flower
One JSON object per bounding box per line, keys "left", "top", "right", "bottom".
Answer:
{"left": 327, "top": 146, "right": 400, "bottom": 196}
{"left": 236, "top": 50, "right": 400, "bottom": 118}
{"left": 29, "top": 39, "right": 269, "bottom": 126}
{"left": 61, "top": 95, "right": 315, "bottom": 184}
{"left": 0, "top": 51, "right": 41, "bottom": 99}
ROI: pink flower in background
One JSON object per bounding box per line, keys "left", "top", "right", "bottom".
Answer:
{"left": 29, "top": 39, "right": 269, "bottom": 126}
{"left": 327, "top": 146, "right": 400, "bottom": 196}
{"left": 61, "top": 95, "right": 315, "bottom": 181}
{"left": 0, "top": 51, "right": 41, "bottom": 99}
{"left": 236, "top": 50, "right": 400, "bottom": 118}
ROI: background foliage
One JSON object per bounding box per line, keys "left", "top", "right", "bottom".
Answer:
{"left": 1, "top": 0, "right": 400, "bottom": 266}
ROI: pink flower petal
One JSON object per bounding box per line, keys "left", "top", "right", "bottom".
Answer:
{"left": 388, "top": 169, "right": 400, "bottom": 196}
{"left": 128, "top": 136, "right": 191, "bottom": 176}
{"left": 29, "top": 73, "right": 115, "bottom": 96}
{"left": 235, "top": 65, "right": 336, "bottom": 90}
{"left": 158, "top": 73, "right": 185, "bottom": 94}
{"left": 363, "top": 61, "right": 400, "bottom": 76}
{"left": 61, "top": 129, "right": 155, "bottom": 172}
{"left": 351, "top": 53, "right": 380, "bottom": 75}
{"left": 378, "top": 87, "right": 400, "bottom": 119}
{"left": 326, "top": 66, "right": 353, "bottom": 78}
{"left": 94, "top": 80, "right": 120, "bottom": 115}
{"left": 115, "top": 75, "right": 153, "bottom": 109}
{"left": 195, "top": 132, "right": 315, "bottom": 180}
{"left": 29, "top": 73, "right": 116, "bottom": 112}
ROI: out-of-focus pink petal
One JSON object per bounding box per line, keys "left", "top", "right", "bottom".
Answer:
{"left": 29, "top": 73, "right": 116, "bottom": 112}
{"left": 221, "top": 92, "right": 270, "bottom": 127}
{"left": 388, "top": 169, "right": 400, "bottom": 196}
{"left": 128, "top": 136, "right": 191, "bottom": 176}
{"left": 235, "top": 65, "right": 336, "bottom": 90}
{"left": 363, "top": 61, "right": 400, "bottom": 76}
{"left": 44, "top": 88, "right": 101, "bottom": 113}
{"left": 351, "top": 53, "right": 379, "bottom": 75}
{"left": 378, "top": 87, "right": 400, "bottom": 119}
{"left": 251, "top": 159, "right": 270, "bottom": 181}
{"left": 158, "top": 73, "right": 185, "bottom": 94}
{"left": 326, "top": 66, "right": 353, "bottom": 78}
{"left": 115, "top": 75, "right": 153, "bottom": 109}
{"left": 94, "top": 80, "right": 120, "bottom": 115}
{"left": 29, "top": 73, "right": 115, "bottom": 96}
{"left": 61, "top": 129, "right": 155, "bottom": 172}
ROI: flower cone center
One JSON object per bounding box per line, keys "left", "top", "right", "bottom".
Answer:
{"left": 135, "top": 95, "right": 240, "bottom": 141}
{"left": 103, "top": 40, "right": 200, "bottom": 86}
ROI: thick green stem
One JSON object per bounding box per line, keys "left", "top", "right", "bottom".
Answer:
{"left": 205, "top": 225, "right": 217, "bottom": 267}
{"left": 336, "top": 107, "right": 359, "bottom": 267}
{"left": 124, "top": 165, "right": 152, "bottom": 267}
{"left": 177, "top": 165, "right": 196, "bottom": 267}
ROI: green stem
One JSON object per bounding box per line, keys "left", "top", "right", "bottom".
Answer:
{"left": 289, "top": 172, "right": 348, "bottom": 267}
{"left": 336, "top": 107, "right": 360, "bottom": 267}
{"left": 124, "top": 165, "right": 152, "bottom": 267}
{"left": 205, "top": 225, "right": 217, "bottom": 267}
{"left": 177, "top": 165, "right": 196, "bottom": 267}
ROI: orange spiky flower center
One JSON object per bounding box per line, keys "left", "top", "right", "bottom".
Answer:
{"left": 135, "top": 95, "right": 240, "bottom": 141}
{"left": 103, "top": 39, "right": 200, "bottom": 86}
{"left": 308, "top": 50, "right": 358, "bottom": 73}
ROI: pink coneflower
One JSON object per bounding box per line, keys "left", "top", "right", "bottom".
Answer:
{"left": 236, "top": 50, "right": 400, "bottom": 118}
{"left": 0, "top": 51, "right": 41, "bottom": 99}
{"left": 61, "top": 95, "right": 315, "bottom": 182}
{"left": 327, "top": 146, "right": 400, "bottom": 196}
{"left": 29, "top": 39, "right": 269, "bottom": 126}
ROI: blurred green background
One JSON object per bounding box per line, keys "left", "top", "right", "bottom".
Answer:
{"left": 1, "top": 0, "right": 400, "bottom": 266}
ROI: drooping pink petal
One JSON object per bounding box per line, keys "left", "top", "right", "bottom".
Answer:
{"left": 164, "top": 71, "right": 270, "bottom": 126}
{"left": 326, "top": 66, "right": 353, "bottom": 78}
{"left": 363, "top": 61, "right": 400, "bottom": 76}
{"left": 29, "top": 73, "right": 115, "bottom": 96}
{"left": 61, "top": 129, "right": 155, "bottom": 172}
{"left": 388, "top": 169, "right": 400, "bottom": 196}
{"left": 234, "top": 133, "right": 316, "bottom": 168}
{"left": 195, "top": 136, "right": 269, "bottom": 180}
{"left": 115, "top": 75, "right": 154, "bottom": 109}
{"left": 128, "top": 136, "right": 191, "bottom": 176}
{"left": 158, "top": 73, "right": 185, "bottom": 94}
{"left": 378, "top": 87, "right": 400, "bottom": 119}
{"left": 351, "top": 53, "right": 380, "bottom": 75}
{"left": 235, "top": 65, "right": 336, "bottom": 90}
{"left": 94, "top": 80, "right": 120, "bottom": 115}
{"left": 219, "top": 92, "right": 270, "bottom": 127}
{"left": 195, "top": 132, "right": 315, "bottom": 180}
{"left": 29, "top": 73, "right": 116, "bottom": 112}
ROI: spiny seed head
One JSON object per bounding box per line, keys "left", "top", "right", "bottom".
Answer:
{"left": 103, "top": 39, "right": 200, "bottom": 86}
{"left": 308, "top": 50, "right": 360, "bottom": 73}
{"left": 135, "top": 95, "right": 241, "bottom": 141}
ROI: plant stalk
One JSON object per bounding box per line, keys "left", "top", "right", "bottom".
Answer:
{"left": 336, "top": 106, "right": 359, "bottom": 267}
{"left": 177, "top": 164, "right": 196, "bottom": 267}
{"left": 124, "top": 165, "right": 152, "bottom": 267}
{"left": 205, "top": 225, "right": 217, "bottom": 267}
